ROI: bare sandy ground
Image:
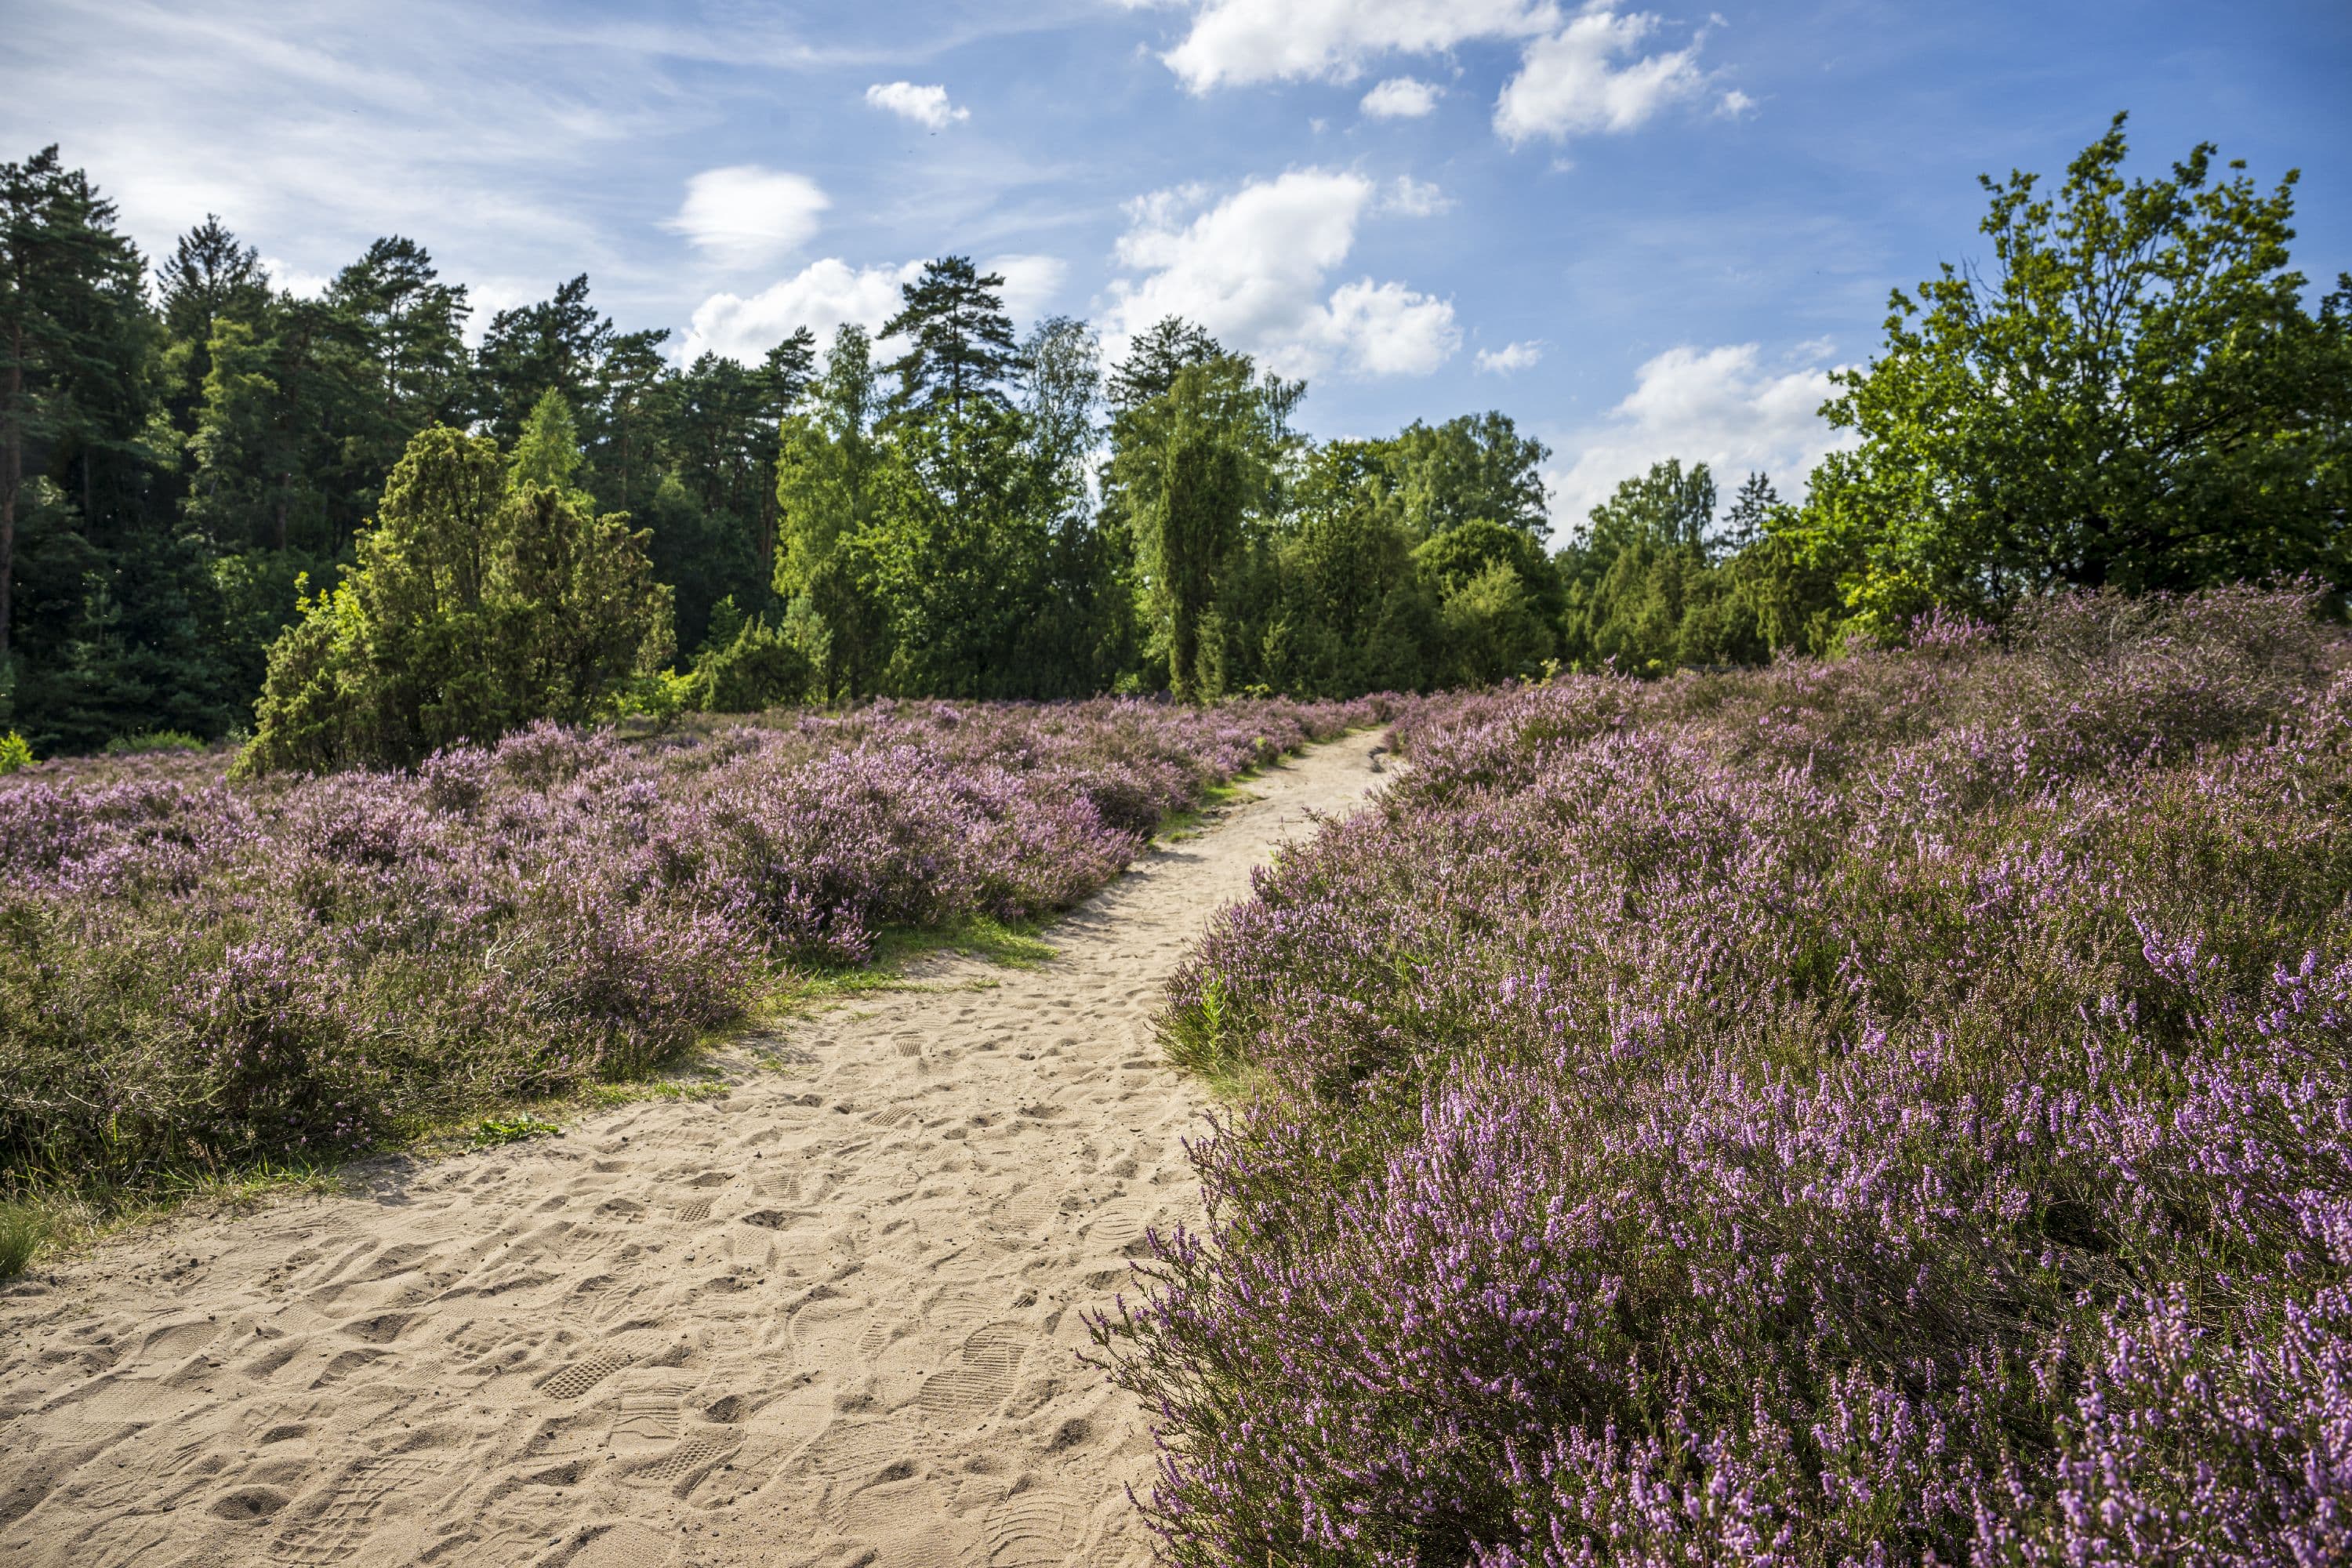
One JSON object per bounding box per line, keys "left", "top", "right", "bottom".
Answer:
{"left": 0, "top": 731, "right": 1387, "bottom": 1568}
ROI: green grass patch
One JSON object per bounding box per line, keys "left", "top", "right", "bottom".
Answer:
{"left": 0, "top": 1200, "right": 48, "bottom": 1279}
{"left": 470, "top": 1115, "right": 564, "bottom": 1148}
{"left": 1153, "top": 779, "right": 1258, "bottom": 843}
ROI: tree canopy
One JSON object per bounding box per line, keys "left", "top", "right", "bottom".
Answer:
{"left": 1794, "top": 113, "right": 2352, "bottom": 635}
{"left": 0, "top": 122, "right": 2342, "bottom": 758}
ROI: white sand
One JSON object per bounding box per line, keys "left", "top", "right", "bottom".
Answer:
{"left": 0, "top": 732, "right": 1386, "bottom": 1567}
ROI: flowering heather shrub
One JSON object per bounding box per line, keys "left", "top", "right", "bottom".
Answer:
{"left": 0, "top": 697, "right": 1380, "bottom": 1190}
{"left": 1098, "top": 586, "right": 2352, "bottom": 1566}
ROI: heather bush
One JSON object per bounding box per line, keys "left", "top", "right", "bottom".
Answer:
{"left": 1101, "top": 586, "right": 2352, "bottom": 1566}
{"left": 0, "top": 696, "right": 1379, "bottom": 1194}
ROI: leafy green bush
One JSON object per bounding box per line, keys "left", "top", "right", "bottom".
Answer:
{"left": 238, "top": 418, "right": 675, "bottom": 776}
{"left": 0, "top": 732, "right": 31, "bottom": 775}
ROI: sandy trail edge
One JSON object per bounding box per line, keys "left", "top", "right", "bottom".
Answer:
{"left": 0, "top": 731, "right": 1388, "bottom": 1568}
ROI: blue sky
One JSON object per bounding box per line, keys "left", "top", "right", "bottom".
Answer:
{"left": 9, "top": 0, "right": 2347, "bottom": 525}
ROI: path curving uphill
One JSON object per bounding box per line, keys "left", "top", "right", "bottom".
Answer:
{"left": 0, "top": 732, "right": 1386, "bottom": 1568}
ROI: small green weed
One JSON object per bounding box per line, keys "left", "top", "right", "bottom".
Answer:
{"left": 472, "top": 1115, "right": 563, "bottom": 1147}
{"left": 0, "top": 731, "right": 32, "bottom": 775}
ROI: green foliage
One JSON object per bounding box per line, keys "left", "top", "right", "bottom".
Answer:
{"left": 0, "top": 729, "right": 31, "bottom": 772}
{"left": 879, "top": 256, "right": 1024, "bottom": 424}
{"left": 1557, "top": 459, "right": 1842, "bottom": 674}
{"left": 1438, "top": 559, "right": 1554, "bottom": 684}
{"left": 239, "top": 424, "right": 674, "bottom": 773}
{"left": 471, "top": 1116, "right": 561, "bottom": 1148}
{"left": 102, "top": 729, "right": 203, "bottom": 754}
{"left": 1794, "top": 114, "right": 2352, "bottom": 637}
{"left": 685, "top": 594, "right": 820, "bottom": 712}
{"left": 510, "top": 386, "right": 585, "bottom": 495}
{"left": 1387, "top": 412, "right": 1552, "bottom": 537}
{"left": 5, "top": 130, "right": 2343, "bottom": 744}
{"left": 0, "top": 1200, "right": 44, "bottom": 1279}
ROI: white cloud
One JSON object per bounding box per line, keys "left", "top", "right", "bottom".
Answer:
{"left": 865, "top": 81, "right": 970, "bottom": 130}
{"left": 1152, "top": 2, "right": 1723, "bottom": 149}
{"left": 681, "top": 258, "right": 922, "bottom": 363}
{"left": 259, "top": 255, "right": 332, "bottom": 299}
{"left": 1476, "top": 339, "right": 1544, "bottom": 374}
{"left": 985, "top": 253, "right": 1071, "bottom": 324}
{"left": 681, "top": 252, "right": 1068, "bottom": 365}
{"left": 1495, "top": 7, "right": 1709, "bottom": 143}
{"left": 1716, "top": 88, "right": 1756, "bottom": 118}
{"left": 1382, "top": 175, "right": 1451, "bottom": 216}
{"left": 666, "top": 165, "right": 829, "bottom": 269}
{"left": 1548, "top": 343, "right": 1856, "bottom": 528}
{"left": 1102, "top": 169, "right": 1456, "bottom": 379}
{"left": 1162, "top": 0, "right": 1556, "bottom": 91}
{"left": 1324, "top": 279, "right": 1460, "bottom": 375}
{"left": 1361, "top": 76, "right": 1443, "bottom": 118}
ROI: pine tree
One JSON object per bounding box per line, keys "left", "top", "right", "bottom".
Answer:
{"left": 1, "top": 147, "right": 151, "bottom": 668}
{"left": 878, "top": 256, "right": 1022, "bottom": 424}
{"left": 155, "top": 215, "right": 267, "bottom": 441}
{"left": 510, "top": 387, "right": 585, "bottom": 495}
{"left": 1106, "top": 317, "right": 1222, "bottom": 411}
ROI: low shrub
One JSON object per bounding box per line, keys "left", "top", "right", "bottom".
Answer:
{"left": 1098, "top": 586, "right": 2352, "bottom": 1566}
{"left": 0, "top": 696, "right": 1382, "bottom": 1196}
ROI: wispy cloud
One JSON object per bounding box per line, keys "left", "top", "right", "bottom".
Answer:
{"left": 1476, "top": 339, "right": 1544, "bottom": 373}
{"left": 1159, "top": 0, "right": 1555, "bottom": 91}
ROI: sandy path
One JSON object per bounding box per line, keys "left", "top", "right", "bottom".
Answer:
{"left": 0, "top": 732, "right": 1385, "bottom": 1568}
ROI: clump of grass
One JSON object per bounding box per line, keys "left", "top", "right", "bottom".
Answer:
{"left": 101, "top": 729, "right": 207, "bottom": 755}
{"left": 0, "top": 1200, "right": 49, "bottom": 1279}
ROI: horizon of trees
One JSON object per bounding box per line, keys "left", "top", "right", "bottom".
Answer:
{"left": 4, "top": 115, "right": 2345, "bottom": 761}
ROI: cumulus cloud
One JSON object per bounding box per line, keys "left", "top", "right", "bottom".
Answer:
{"left": 1547, "top": 343, "right": 1856, "bottom": 530}
{"left": 1494, "top": 8, "right": 1708, "bottom": 143}
{"left": 1102, "top": 169, "right": 1457, "bottom": 379}
{"left": 1151, "top": 3, "right": 1723, "bottom": 146}
{"left": 681, "top": 257, "right": 920, "bottom": 363}
{"left": 666, "top": 165, "right": 829, "bottom": 269}
{"left": 260, "top": 255, "right": 332, "bottom": 299}
{"left": 985, "top": 253, "right": 1071, "bottom": 323}
{"left": 864, "top": 81, "right": 971, "bottom": 129}
{"left": 1162, "top": 0, "right": 1555, "bottom": 91}
{"left": 1475, "top": 339, "right": 1544, "bottom": 374}
{"left": 681, "top": 251, "right": 1069, "bottom": 365}
{"left": 1716, "top": 89, "right": 1756, "bottom": 118}
{"left": 1360, "top": 76, "right": 1443, "bottom": 118}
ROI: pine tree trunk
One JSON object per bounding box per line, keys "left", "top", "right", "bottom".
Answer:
{"left": 1, "top": 318, "right": 20, "bottom": 662}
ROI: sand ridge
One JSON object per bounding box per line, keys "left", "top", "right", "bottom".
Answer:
{"left": 0, "top": 731, "right": 1388, "bottom": 1568}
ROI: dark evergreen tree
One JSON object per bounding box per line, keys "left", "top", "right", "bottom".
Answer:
{"left": 1106, "top": 317, "right": 1222, "bottom": 411}
{"left": 878, "top": 256, "right": 1022, "bottom": 424}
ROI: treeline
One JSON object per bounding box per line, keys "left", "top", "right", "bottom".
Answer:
{"left": 4, "top": 114, "right": 2347, "bottom": 759}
